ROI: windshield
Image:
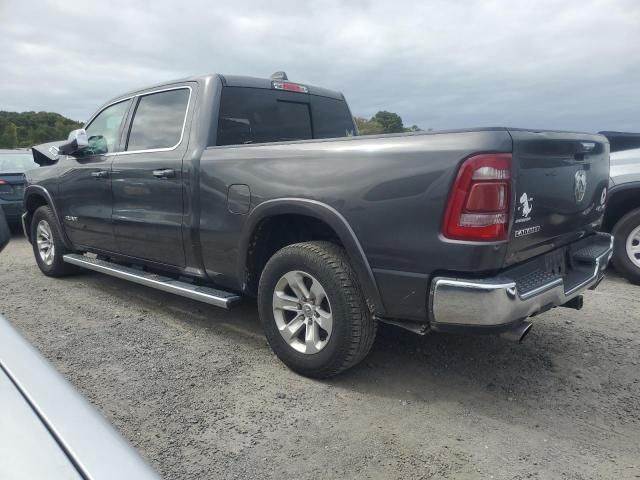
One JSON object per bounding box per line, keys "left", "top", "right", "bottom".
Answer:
{"left": 0, "top": 153, "right": 38, "bottom": 173}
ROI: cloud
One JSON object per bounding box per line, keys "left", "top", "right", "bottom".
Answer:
{"left": 1, "top": 0, "right": 638, "bottom": 132}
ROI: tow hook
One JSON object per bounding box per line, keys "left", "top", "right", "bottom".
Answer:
{"left": 560, "top": 295, "right": 584, "bottom": 311}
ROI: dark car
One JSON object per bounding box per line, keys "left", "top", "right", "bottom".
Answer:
{"left": 0, "top": 149, "right": 38, "bottom": 228}
{"left": 24, "top": 73, "right": 613, "bottom": 377}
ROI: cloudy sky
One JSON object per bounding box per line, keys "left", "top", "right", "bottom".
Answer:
{"left": 1, "top": 0, "right": 639, "bottom": 132}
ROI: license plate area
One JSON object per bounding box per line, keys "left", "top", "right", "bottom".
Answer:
{"left": 543, "top": 247, "right": 568, "bottom": 276}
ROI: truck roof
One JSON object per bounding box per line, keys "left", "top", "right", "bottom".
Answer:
{"left": 110, "top": 73, "right": 345, "bottom": 103}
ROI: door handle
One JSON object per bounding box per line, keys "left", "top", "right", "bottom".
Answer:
{"left": 152, "top": 168, "right": 176, "bottom": 178}
{"left": 91, "top": 169, "right": 109, "bottom": 179}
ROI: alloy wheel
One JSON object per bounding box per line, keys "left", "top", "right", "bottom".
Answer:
{"left": 272, "top": 270, "right": 333, "bottom": 354}
{"left": 626, "top": 225, "right": 640, "bottom": 269}
{"left": 36, "top": 220, "right": 55, "bottom": 266}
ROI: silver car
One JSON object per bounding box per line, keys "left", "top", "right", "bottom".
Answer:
{"left": 0, "top": 211, "right": 159, "bottom": 480}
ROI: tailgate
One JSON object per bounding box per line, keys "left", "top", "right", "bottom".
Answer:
{"left": 505, "top": 130, "right": 610, "bottom": 265}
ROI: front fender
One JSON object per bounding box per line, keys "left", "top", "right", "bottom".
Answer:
{"left": 23, "top": 185, "right": 73, "bottom": 249}
{"left": 238, "top": 198, "right": 386, "bottom": 315}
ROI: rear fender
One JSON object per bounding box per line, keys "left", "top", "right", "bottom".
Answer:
{"left": 239, "top": 198, "right": 385, "bottom": 316}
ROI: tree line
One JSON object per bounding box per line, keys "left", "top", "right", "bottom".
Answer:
{"left": 0, "top": 111, "right": 83, "bottom": 149}
{"left": 0, "top": 110, "right": 421, "bottom": 149}
{"left": 354, "top": 111, "right": 422, "bottom": 135}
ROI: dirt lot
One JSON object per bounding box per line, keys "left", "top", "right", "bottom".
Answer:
{"left": 1, "top": 234, "right": 639, "bottom": 480}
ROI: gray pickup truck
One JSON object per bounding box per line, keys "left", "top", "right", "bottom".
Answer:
{"left": 24, "top": 73, "right": 613, "bottom": 377}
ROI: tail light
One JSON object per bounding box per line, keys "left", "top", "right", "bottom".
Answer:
{"left": 443, "top": 153, "right": 512, "bottom": 241}
{"left": 0, "top": 179, "right": 14, "bottom": 196}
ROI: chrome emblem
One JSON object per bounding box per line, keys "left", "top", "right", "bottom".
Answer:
{"left": 574, "top": 170, "right": 587, "bottom": 203}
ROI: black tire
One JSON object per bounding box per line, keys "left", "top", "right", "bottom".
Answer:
{"left": 31, "top": 206, "right": 79, "bottom": 277}
{"left": 257, "top": 241, "right": 377, "bottom": 378}
{"left": 8, "top": 220, "right": 22, "bottom": 235}
{"left": 612, "top": 207, "right": 640, "bottom": 285}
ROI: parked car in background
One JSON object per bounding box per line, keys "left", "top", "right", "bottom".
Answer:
{"left": 0, "top": 149, "right": 38, "bottom": 229}
{"left": 599, "top": 132, "right": 640, "bottom": 285}
{"left": 23, "top": 73, "right": 613, "bottom": 377}
{"left": 0, "top": 206, "right": 9, "bottom": 251}
{"left": 0, "top": 209, "right": 159, "bottom": 480}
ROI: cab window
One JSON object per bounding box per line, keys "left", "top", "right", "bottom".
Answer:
{"left": 84, "top": 99, "right": 131, "bottom": 155}
{"left": 126, "top": 88, "right": 190, "bottom": 151}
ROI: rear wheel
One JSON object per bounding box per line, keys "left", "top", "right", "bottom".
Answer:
{"left": 612, "top": 207, "right": 640, "bottom": 285}
{"left": 31, "top": 206, "right": 79, "bottom": 277}
{"left": 258, "top": 241, "right": 377, "bottom": 378}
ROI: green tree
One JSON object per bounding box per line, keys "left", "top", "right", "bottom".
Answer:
{"left": 0, "top": 111, "right": 82, "bottom": 148}
{"left": 354, "top": 117, "right": 385, "bottom": 135}
{"left": 372, "top": 111, "right": 404, "bottom": 134}
{"left": 355, "top": 111, "right": 421, "bottom": 135}
{"left": 0, "top": 121, "right": 18, "bottom": 148}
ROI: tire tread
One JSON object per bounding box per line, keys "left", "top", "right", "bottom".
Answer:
{"left": 611, "top": 207, "right": 640, "bottom": 285}
{"left": 259, "top": 241, "right": 377, "bottom": 378}
{"left": 31, "top": 206, "right": 79, "bottom": 277}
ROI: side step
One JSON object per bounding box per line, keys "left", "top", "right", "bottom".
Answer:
{"left": 63, "top": 254, "right": 242, "bottom": 309}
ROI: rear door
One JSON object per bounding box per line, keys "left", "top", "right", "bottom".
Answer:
{"left": 506, "top": 130, "right": 610, "bottom": 265}
{"left": 111, "top": 85, "right": 193, "bottom": 267}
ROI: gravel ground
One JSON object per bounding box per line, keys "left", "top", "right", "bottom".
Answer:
{"left": 1, "top": 234, "right": 639, "bottom": 480}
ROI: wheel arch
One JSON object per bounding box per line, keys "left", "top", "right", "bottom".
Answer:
{"left": 239, "top": 198, "right": 385, "bottom": 316}
{"left": 603, "top": 182, "right": 640, "bottom": 232}
{"left": 23, "top": 185, "right": 72, "bottom": 248}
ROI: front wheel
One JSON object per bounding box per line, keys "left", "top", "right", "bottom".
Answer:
{"left": 612, "top": 207, "right": 640, "bottom": 285}
{"left": 257, "top": 241, "right": 377, "bottom": 378}
{"left": 31, "top": 206, "right": 79, "bottom": 277}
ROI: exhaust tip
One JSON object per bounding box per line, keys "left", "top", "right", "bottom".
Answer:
{"left": 500, "top": 321, "right": 532, "bottom": 343}
{"left": 518, "top": 322, "right": 532, "bottom": 343}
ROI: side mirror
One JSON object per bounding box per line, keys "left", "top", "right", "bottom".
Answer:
{"left": 58, "top": 129, "right": 89, "bottom": 156}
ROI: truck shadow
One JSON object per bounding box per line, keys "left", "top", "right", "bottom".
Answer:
{"left": 334, "top": 323, "right": 561, "bottom": 401}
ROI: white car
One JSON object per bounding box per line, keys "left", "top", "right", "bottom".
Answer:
{"left": 600, "top": 132, "right": 640, "bottom": 284}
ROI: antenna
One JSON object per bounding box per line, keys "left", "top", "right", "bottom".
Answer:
{"left": 270, "top": 71, "right": 288, "bottom": 81}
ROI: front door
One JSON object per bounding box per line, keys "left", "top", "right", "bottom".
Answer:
{"left": 111, "top": 86, "right": 192, "bottom": 267}
{"left": 58, "top": 98, "right": 132, "bottom": 251}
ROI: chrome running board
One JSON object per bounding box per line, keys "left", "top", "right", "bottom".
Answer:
{"left": 63, "top": 254, "right": 241, "bottom": 309}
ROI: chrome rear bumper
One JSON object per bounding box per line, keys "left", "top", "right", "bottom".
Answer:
{"left": 429, "top": 233, "right": 613, "bottom": 330}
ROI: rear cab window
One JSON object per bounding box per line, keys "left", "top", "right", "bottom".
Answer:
{"left": 214, "top": 87, "right": 355, "bottom": 146}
